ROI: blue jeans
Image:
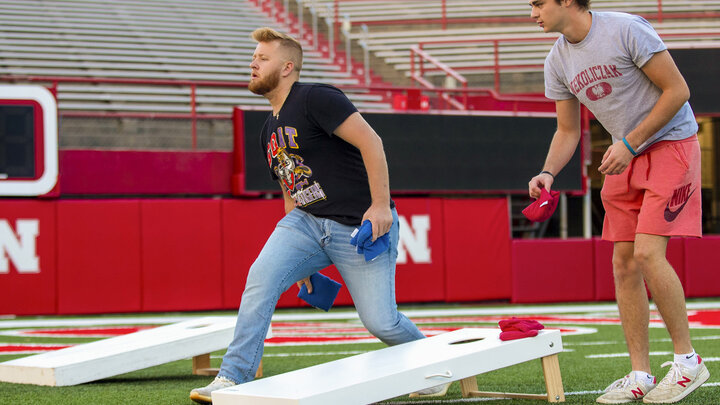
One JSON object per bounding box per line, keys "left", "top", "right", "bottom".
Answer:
{"left": 218, "top": 207, "right": 425, "bottom": 383}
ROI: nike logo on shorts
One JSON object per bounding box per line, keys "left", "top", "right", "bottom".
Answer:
{"left": 664, "top": 187, "right": 695, "bottom": 222}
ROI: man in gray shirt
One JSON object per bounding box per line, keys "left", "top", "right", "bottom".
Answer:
{"left": 527, "top": 0, "right": 709, "bottom": 403}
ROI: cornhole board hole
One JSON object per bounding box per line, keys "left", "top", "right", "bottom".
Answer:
{"left": 212, "top": 328, "right": 565, "bottom": 404}
{"left": 0, "top": 316, "right": 271, "bottom": 386}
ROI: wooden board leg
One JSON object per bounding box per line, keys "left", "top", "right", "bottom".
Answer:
{"left": 193, "top": 354, "right": 263, "bottom": 379}
{"left": 192, "top": 353, "right": 213, "bottom": 375}
{"left": 541, "top": 354, "right": 565, "bottom": 402}
{"left": 452, "top": 355, "right": 566, "bottom": 402}
{"left": 460, "top": 376, "right": 478, "bottom": 397}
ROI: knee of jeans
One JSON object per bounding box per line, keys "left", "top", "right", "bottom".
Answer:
{"left": 361, "top": 313, "right": 401, "bottom": 338}
{"left": 241, "top": 263, "right": 283, "bottom": 305}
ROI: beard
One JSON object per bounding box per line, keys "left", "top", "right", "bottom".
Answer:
{"left": 249, "top": 68, "right": 281, "bottom": 95}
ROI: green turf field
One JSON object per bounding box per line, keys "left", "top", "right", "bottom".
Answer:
{"left": 1, "top": 300, "right": 718, "bottom": 404}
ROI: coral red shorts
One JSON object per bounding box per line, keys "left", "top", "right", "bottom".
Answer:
{"left": 601, "top": 135, "right": 702, "bottom": 242}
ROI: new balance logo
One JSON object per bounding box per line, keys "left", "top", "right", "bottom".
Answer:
{"left": 664, "top": 184, "right": 695, "bottom": 222}
{"left": 631, "top": 387, "right": 645, "bottom": 399}
{"left": 677, "top": 376, "right": 691, "bottom": 388}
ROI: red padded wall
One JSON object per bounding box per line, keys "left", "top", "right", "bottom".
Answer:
{"left": 140, "top": 200, "right": 223, "bottom": 311}
{"left": 684, "top": 236, "right": 720, "bottom": 297}
{"left": 512, "top": 238, "right": 594, "bottom": 303}
{"left": 59, "top": 150, "right": 232, "bottom": 195}
{"left": 0, "top": 200, "right": 57, "bottom": 315}
{"left": 444, "top": 198, "right": 511, "bottom": 302}
{"left": 57, "top": 200, "right": 142, "bottom": 314}
{"left": 594, "top": 238, "right": 614, "bottom": 301}
{"left": 395, "top": 198, "right": 446, "bottom": 303}
{"left": 221, "top": 199, "right": 300, "bottom": 309}
{"left": 4, "top": 196, "right": 720, "bottom": 316}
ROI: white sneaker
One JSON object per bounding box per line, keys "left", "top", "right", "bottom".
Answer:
{"left": 408, "top": 382, "right": 452, "bottom": 398}
{"left": 597, "top": 373, "right": 656, "bottom": 404}
{"left": 642, "top": 357, "right": 710, "bottom": 403}
{"left": 190, "top": 376, "right": 236, "bottom": 404}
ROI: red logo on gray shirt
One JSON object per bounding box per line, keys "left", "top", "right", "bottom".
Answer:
{"left": 586, "top": 82, "right": 613, "bottom": 101}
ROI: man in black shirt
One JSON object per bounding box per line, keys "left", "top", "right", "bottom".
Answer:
{"left": 190, "top": 28, "right": 443, "bottom": 403}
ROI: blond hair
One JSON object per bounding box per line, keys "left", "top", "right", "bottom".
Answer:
{"left": 251, "top": 27, "right": 303, "bottom": 72}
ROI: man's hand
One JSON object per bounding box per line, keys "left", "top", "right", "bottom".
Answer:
{"left": 598, "top": 142, "right": 634, "bottom": 175}
{"left": 362, "top": 203, "right": 392, "bottom": 242}
{"left": 296, "top": 277, "right": 312, "bottom": 294}
{"left": 528, "top": 172, "right": 554, "bottom": 199}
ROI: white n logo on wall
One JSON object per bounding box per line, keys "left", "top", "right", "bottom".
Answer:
{"left": 397, "top": 215, "right": 431, "bottom": 264}
{"left": 0, "top": 219, "right": 40, "bottom": 274}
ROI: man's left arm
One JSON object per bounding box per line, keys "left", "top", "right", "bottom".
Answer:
{"left": 334, "top": 111, "right": 392, "bottom": 241}
{"left": 599, "top": 50, "right": 691, "bottom": 175}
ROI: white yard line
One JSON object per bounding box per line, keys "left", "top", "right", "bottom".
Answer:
{"left": 373, "top": 383, "right": 720, "bottom": 404}
{"left": 1, "top": 301, "right": 718, "bottom": 328}
{"left": 587, "top": 352, "right": 720, "bottom": 360}
{"left": 565, "top": 340, "right": 621, "bottom": 346}
{"left": 210, "top": 350, "right": 369, "bottom": 359}
{"left": 0, "top": 316, "right": 201, "bottom": 328}
{"left": 587, "top": 351, "right": 673, "bottom": 358}
{"left": 566, "top": 335, "right": 720, "bottom": 347}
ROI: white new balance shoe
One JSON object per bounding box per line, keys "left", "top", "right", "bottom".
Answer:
{"left": 642, "top": 357, "right": 710, "bottom": 403}
{"left": 190, "top": 376, "right": 236, "bottom": 404}
{"left": 596, "top": 373, "right": 656, "bottom": 404}
{"left": 409, "top": 382, "right": 452, "bottom": 398}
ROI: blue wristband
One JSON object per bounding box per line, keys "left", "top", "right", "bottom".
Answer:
{"left": 622, "top": 137, "right": 637, "bottom": 156}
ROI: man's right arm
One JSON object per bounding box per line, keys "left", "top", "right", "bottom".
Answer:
{"left": 528, "top": 97, "right": 582, "bottom": 198}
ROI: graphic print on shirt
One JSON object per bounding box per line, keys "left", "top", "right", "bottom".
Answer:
{"left": 266, "top": 126, "right": 327, "bottom": 207}
{"left": 568, "top": 64, "right": 623, "bottom": 101}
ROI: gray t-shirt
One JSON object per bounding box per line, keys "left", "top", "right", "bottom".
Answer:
{"left": 544, "top": 11, "right": 697, "bottom": 152}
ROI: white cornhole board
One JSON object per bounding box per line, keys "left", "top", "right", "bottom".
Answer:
{"left": 212, "top": 328, "right": 564, "bottom": 405}
{"left": 0, "top": 316, "right": 270, "bottom": 386}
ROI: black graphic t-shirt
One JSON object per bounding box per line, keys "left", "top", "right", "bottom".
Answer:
{"left": 260, "top": 82, "right": 374, "bottom": 226}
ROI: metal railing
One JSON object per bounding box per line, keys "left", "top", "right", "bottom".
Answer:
{"left": 0, "top": 76, "right": 250, "bottom": 150}
{"left": 409, "top": 32, "right": 720, "bottom": 96}
{"left": 409, "top": 45, "right": 468, "bottom": 109}
{"left": 276, "top": 0, "right": 720, "bottom": 90}
{"left": 325, "top": 0, "right": 720, "bottom": 29}
{"left": 0, "top": 74, "right": 560, "bottom": 147}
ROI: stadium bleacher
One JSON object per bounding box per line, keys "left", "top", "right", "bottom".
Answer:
{"left": 4, "top": 0, "right": 720, "bottom": 115}
{"left": 304, "top": 0, "right": 720, "bottom": 90}
{"left": 308, "top": 0, "right": 720, "bottom": 22}
{"left": 0, "top": 0, "right": 391, "bottom": 116}
{"left": 2, "top": 0, "right": 720, "bottom": 146}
